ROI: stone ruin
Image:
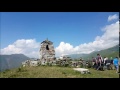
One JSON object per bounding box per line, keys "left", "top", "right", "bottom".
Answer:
{"left": 22, "top": 39, "right": 56, "bottom": 67}
{"left": 39, "top": 38, "right": 56, "bottom": 65}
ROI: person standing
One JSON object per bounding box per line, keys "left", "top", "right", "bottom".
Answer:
{"left": 113, "top": 57, "right": 119, "bottom": 73}
{"left": 96, "top": 54, "right": 103, "bottom": 70}
{"left": 92, "top": 57, "right": 96, "bottom": 69}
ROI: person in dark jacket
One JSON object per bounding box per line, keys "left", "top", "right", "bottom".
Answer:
{"left": 96, "top": 54, "right": 104, "bottom": 70}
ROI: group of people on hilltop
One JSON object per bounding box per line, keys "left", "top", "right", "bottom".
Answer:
{"left": 92, "top": 54, "right": 119, "bottom": 73}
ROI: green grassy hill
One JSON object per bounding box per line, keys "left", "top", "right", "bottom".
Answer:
{"left": 0, "top": 66, "right": 119, "bottom": 78}
{"left": 66, "top": 44, "right": 119, "bottom": 60}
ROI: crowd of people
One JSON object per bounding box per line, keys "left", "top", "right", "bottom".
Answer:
{"left": 92, "top": 54, "right": 119, "bottom": 73}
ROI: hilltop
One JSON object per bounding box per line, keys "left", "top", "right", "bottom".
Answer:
{"left": 0, "top": 44, "right": 119, "bottom": 78}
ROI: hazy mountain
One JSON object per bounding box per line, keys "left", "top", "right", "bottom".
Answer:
{"left": 0, "top": 54, "right": 30, "bottom": 72}
{"left": 66, "top": 44, "right": 119, "bottom": 60}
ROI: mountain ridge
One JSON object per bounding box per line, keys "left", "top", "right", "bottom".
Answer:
{"left": 0, "top": 54, "right": 30, "bottom": 72}
{"left": 65, "top": 44, "right": 119, "bottom": 60}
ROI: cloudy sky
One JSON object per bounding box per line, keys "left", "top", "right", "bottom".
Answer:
{"left": 0, "top": 12, "right": 119, "bottom": 58}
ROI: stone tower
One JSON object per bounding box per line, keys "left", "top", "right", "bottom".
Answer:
{"left": 39, "top": 38, "right": 55, "bottom": 64}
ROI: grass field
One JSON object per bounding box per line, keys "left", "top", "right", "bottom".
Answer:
{"left": 0, "top": 66, "right": 119, "bottom": 78}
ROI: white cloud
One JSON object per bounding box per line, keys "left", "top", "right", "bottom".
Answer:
{"left": 1, "top": 39, "right": 40, "bottom": 58}
{"left": 108, "top": 14, "right": 118, "bottom": 22}
{"left": 55, "top": 20, "right": 119, "bottom": 57}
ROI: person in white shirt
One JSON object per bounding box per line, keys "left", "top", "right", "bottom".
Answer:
{"left": 103, "top": 57, "right": 108, "bottom": 65}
